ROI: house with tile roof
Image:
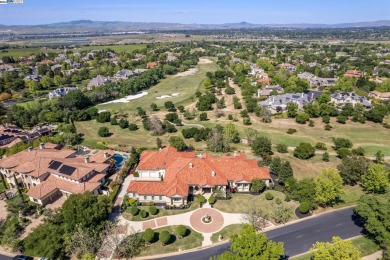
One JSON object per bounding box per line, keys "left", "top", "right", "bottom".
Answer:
{"left": 127, "top": 147, "right": 271, "bottom": 207}
{"left": 0, "top": 124, "right": 52, "bottom": 149}
{"left": 0, "top": 144, "right": 115, "bottom": 206}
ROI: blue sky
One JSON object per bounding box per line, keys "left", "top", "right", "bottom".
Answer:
{"left": 0, "top": 0, "right": 389, "bottom": 25}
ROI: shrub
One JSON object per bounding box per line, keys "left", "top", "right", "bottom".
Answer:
{"left": 322, "top": 152, "right": 330, "bottom": 162}
{"left": 128, "top": 123, "right": 138, "bottom": 131}
{"left": 285, "top": 195, "right": 291, "bottom": 202}
{"left": 337, "top": 115, "right": 347, "bottom": 124}
{"left": 143, "top": 228, "right": 155, "bottom": 243}
{"left": 251, "top": 178, "right": 266, "bottom": 193}
{"left": 228, "top": 114, "right": 233, "bottom": 120}
{"left": 119, "top": 118, "right": 129, "bottom": 129}
{"left": 176, "top": 225, "right": 188, "bottom": 238}
{"left": 98, "top": 127, "right": 110, "bottom": 137}
{"left": 275, "top": 197, "right": 282, "bottom": 205}
{"left": 262, "top": 116, "right": 272, "bottom": 123}
{"left": 140, "top": 209, "right": 148, "bottom": 218}
{"left": 295, "top": 112, "right": 310, "bottom": 124}
{"left": 110, "top": 116, "right": 118, "bottom": 125}
{"left": 324, "top": 124, "right": 332, "bottom": 131}
{"left": 315, "top": 142, "right": 327, "bottom": 150}
{"left": 130, "top": 207, "right": 139, "bottom": 216}
{"left": 265, "top": 192, "right": 274, "bottom": 200}
{"left": 308, "top": 120, "right": 315, "bottom": 127}
{"left": 208, "top": 195, "right": 216, "bottom": 205}
{"left": 199, "top": 112, "right": 208, "bottom": 121}
{"left": 243, "top": 117, "right": 251, "bottom": 125}
{"left": 333, "top": 137, "right": 353, "bottom": 150}
{"left": 96, "top": 111, "right": 111, "bottom": 123}
{"left": 149, "top": 206, "right": 158, "bottom": 215}
{"left": 294, "top": 143, "right": 316, "bottom": 160}
{"left": 322, "top": 115, "right": 330, "bottom": 124}
{"left": 129, "top": 198, "right": 137, "bottom": 207}
{"left": 133, "top": 171, "right": 139, "bottom": 177}
{"left": 286, "top": 128, "right": 297, "bottom": 134}
{"left": 198, "top": 195, "right": 207, "bottom": 204}
{"left": 337, "top": 148, "right": 352, "bottom": 159}
{"left": 276, "top": 143, "right": 288, "bottom": 153}
{"left": 159, "top": 230, "right": 171, "bottom": 245}
{"left": 352, "top": 147, "right": 365, "bottom": 156}
{"left": 299, "top": 201, "right": 310, "bottom": 214}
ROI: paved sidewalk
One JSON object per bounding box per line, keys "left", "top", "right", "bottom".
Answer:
{"left": 362, "top": 250, "right": 383, "bottom": 260}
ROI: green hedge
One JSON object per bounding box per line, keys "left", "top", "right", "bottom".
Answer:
{"left": 265, "top": 192, "right": 274, "bottom": 200}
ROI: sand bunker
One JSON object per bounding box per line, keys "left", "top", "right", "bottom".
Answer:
{"left": 156, "top": 93, "right": 181, "bottom": 99}
{"left": 198, "top": 58, "right": 213, "bottom": 64}
{"left": 173, "top": 68, "right": 198, "bottom": 77}
{"left": 101, "top": 92, "right": 148, "bottom": 104}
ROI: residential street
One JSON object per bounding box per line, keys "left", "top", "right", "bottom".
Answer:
{"left": 155, "top": 207, "right": 363, "bottom": 260}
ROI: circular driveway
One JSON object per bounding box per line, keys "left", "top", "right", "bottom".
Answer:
{"left": 190, "top": 208, "right": 224, "bottom": 233}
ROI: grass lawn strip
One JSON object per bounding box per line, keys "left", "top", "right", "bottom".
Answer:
{"left": 139, "top": 225, "right": 203, "bottom": 256}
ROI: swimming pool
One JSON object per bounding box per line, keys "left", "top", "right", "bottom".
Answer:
{"left": 113, "top": 154, "right": 127, "bottom": 168}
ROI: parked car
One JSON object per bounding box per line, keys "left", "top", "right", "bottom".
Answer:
{"left": 13, "top": 256, "right": 33, "bottom": 260}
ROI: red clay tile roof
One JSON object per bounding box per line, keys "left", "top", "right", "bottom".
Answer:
{"left": 27, "top": 174, "right": 101, "bottom": 199}
{"left": 128, "top": 147, "right": 271, "bottom": 197}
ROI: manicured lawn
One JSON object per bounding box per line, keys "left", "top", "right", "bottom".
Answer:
{"left": 123, "top": 202, "right": 200, "bottom": 221}
{"left": 139, "top": 225, "right": 203, "bottom": 256}
{"left": 211, "top": 224, "right": 244, "bottom": 243}
{"left": 291, "top": 236, "right": 380, "bottom": 259}
{"left": 213, "top": 191, "right": 299, "bottom": 224}
{"left": 334, "top": 185, "right": 365, "bottom": 208}
{"left": 96, "top": 58, "right": 218, "bottom": 112}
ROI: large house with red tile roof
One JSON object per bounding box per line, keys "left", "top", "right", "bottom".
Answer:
{"left": 0, "top": 143, "right": 115, "bottom": 206}
{"left": 127, "top": 147, "right": 271, "bottom": 206}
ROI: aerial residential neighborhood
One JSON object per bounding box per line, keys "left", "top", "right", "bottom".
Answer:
{"left": 0, "top": 1, "right": 389, "bottom": 260}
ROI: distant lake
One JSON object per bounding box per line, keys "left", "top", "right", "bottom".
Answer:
{"left": 35, "top": 38, "right": 91, "bottom": 43}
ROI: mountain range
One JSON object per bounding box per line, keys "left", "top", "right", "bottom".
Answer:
{"left": 0, "top": 20, "right": 390, "bottom": 34}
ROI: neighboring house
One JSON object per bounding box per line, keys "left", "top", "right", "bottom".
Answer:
{"left": 330, "top": 92, "right": 371, "bottom": 108}
{"left": 54, "top": 54, "right": 67, "bottom": 63}
{"left": 51, "top": 64, "right": 62, "bottom": 71}
{"left": 87, "top": 75, "right": 110, "bottom": 90}
{"left": 298, "top": 72, "right": 337, "bottom": 88}
{"left": 379, "top": 60, "right": 390, "bottom": 65}
{"left": 0, "top": 144, "right": 115, "bottom": 206}
{"left": 368, "top": 91, "right": 390, "bottom": 100}
{"left": 259, "top": 92, "right": 317, "bottom": 110}
{"left": 146, "top": 62, "right": 159, "bottom": 69}
{"left": 257, "top": 85, "right": 284, "bottom": 97}
{"left": 23, "top": 75, "right": 42, "bottom": 82}
{"left": 0, "top": 124, "right": 52, "bottom": 149}
{"left": 344, "top": 70, "right": 362, "bottom": 78}
{"left": 113, "top": 69, "right": 134, "bottom": 80}
{"left": 372, "top": 67, "right": 379, "bottom": 76}
{"left": 127, "top": 147, "right": 271, "bottom": 206}
{"left": 280, "top": 63, "right": 296, "bottom": 72}
{"left": 48, "top": 87, "right": 77, "bottom": 99}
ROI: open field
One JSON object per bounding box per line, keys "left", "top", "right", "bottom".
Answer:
{"left": 96, "top": 58, "right": 218, "bottom": 112}
{"left": 138, "top": 225, "right": 203, "bottom": 257}
{"left": 0, "top": 44, "right": 146, "bottom": 58}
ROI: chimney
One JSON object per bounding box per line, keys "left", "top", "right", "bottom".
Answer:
{"left": 189, "top": 162, "right": 193, "bottom": 168}
{"left": 39, "top": 143, "right": 45, "bottom": 150}
{"left": 28, "top": 146, "right": 33, "bottom": 152}
{"left": 301, "top": 93, "right": 304, "bottom": 98}
{"left": 233, "top": 151, "right": 238, "bottom": 157}
{"left": 104, "top": 152, "right": 109, "bottom": 158}
{"left": 311, "top": 93, "right": 314, "bottom": 100}
{"left": 197, "top": 153, "right": 202, "bottom": 158}
{"left": 84, "top": 155, "right": 90, "bottom": 164}
{"left": 211, "top": 171, "right": 216, "bottom": 177}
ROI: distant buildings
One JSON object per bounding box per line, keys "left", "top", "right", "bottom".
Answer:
{"left": 113, "top": 69, "right": 135, "bottom": 80}
{"left": 279, "top": 63, "right": 296, "bottom": 72}
{"left": 368, "top": 91, "right": 390, "bottom": 100}
{"left": 297, "top": 72, "right": 337, "bottom": 88}
{"left": 330, "top": 92, "right": 371, "bottom": 108}
{"left": 259, "top": 92, "right": 317, "bottom": 110}
{"left": 87, "top": 75, "right": 111, "bottom": 90}
{"left": 23, "top": 75, "right": 42, "bottom": 82}
{"left": 257, "top": 85, "right": 284, "bottom": 97}
{"left": 48, "top": 87, "right": 77, "bottom": 99}
{"left": 344, "top": 70, "right": 362, "bottom": 78}
{"left": 0, "top": 124, "right": 52, "bottom": 149}
{"left": 146, "top": 61, "right": 159, "bottom": 69}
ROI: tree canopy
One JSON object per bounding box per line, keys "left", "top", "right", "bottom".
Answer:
{"left": 310, "top": 236, "right": 361, "bottom": 260}
{"left": 315, "top": 168, "right": 344, "bottom": 206}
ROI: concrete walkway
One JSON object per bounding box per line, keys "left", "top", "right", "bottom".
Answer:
{"left": 117, "top": 206, "right": 260, "bottom": 247}
{"left": 362, "top": 250, "right": 383, "bottom": 260}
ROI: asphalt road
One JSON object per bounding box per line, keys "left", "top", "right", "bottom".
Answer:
{"left": 0, "top": 255, "right": 12, "bottom": 260}
{"left": 158, "top": 207, "right": 363, "bottom": 260}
